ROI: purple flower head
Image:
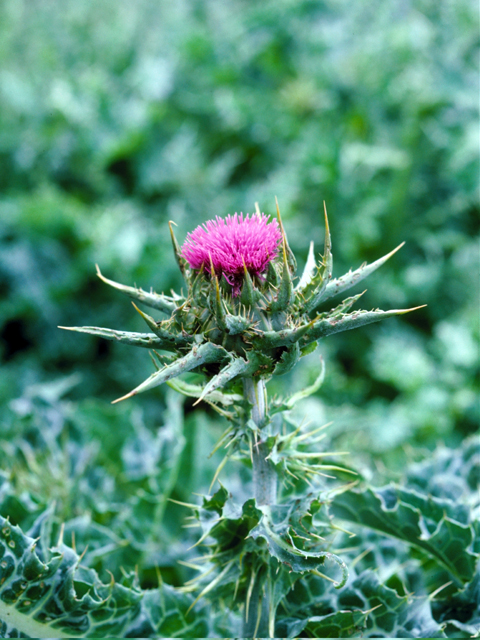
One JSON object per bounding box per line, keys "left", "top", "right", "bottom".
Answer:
{"left": 181, "top": 213, "right": 282, "bottom": 296}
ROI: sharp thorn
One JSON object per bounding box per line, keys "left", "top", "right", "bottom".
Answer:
{"left": 112, "top": 391, "right": 136, "bottom": 404}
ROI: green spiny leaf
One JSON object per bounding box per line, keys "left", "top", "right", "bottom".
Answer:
{"left": 301, "top": 306, "right": 426, "bottom": 347}
{"left": 224, "top": 313, "right": 254, "bottom": 335}
{"left": 295, "top": 240, "right": 316, "bottom": 292}
{"left": 270, "top": 240, "right": 294, "bottom": 312}
{"left": 275, "top": 197, "right": 296, "bottom": 274}
{"left": 209, "top": 273, "right": 227, "bottom": 331}
{"left": 327, "top": 290, "right": 366, "bottom": 317}
{"left": 0, "top": 515, "right": 209, "bottom": 638}
{"left": 278, "top": 571, "right": 446, "bottom": 638}
{"left": 244, "top": 350, "right": 274, "bottom": 377}
{"left": 240, "top": 262, "right": 260, "bottom": 307}
{"left": 112, "top": 342, "right": 229, "bottom": 403}
{"left": 265, "top": 259, "right": 280, "bottom": 288}
{"left": 201, "top": 484, "right": 231, "bottom": 515}
{"left": 96, "top": 264, "right": 178, "bottom": 314}
{"left": 279, "top": 609, "right": 370, "bottom": 638}
{"left": 433, "top": 571, "right": 480, "bottom": 637}
{"left": 166, "top": 378, "right": 242, "bottom": 406}
{"left": 302, "top": 203, "right": 333, "bottom": 313}
{"left": 319, "top": 242, "right": 405, "bottom": 307}
{"left": 131, "top": 303, "right": 195, "bottom": 348}
{"left": 168, "top": 220, "right": 188, "bottom": 277}
{"left": 193, "top": 357, "right": 249, "bottom": 406}
{"left": 272, "top": 343, "right": 301, "bottom": 376}
{"left": 330, "top": 485, "right": 478, "bottom": 586}
{"left": 252, "top": 321, "right": 313, "bottom": 349}
{"left": 249, "top": 507, "right": 348, "bottom": 587}
{"left": 58, "top": 326, "right": 173, "bottom": 350}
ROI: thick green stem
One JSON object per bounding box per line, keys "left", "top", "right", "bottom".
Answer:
{"left": 252, "top": 440, "right": 277, "bottom": 507}
{"left": 243, "top": 378, "right": 277, "bottom": 506}
{"left": 242, "top": 378, "right": 276, "bottom": 638}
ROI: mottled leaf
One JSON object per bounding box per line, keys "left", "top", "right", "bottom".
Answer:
{"left": 331, "top": 485, "right": 478, "bottom": 586}
{"left": 278, "top": 571, "right": 446, "bottom": 638}
{"left": 249, "top": 505, "right": 348, "bottom": 587}
{"left": 0, "top": 515, "right": 208, "bottom": 638}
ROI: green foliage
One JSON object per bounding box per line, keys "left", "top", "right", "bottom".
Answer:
{"left": 331, "top": 485, "right": 477, "bottom": 586}
{"left": 0, "top": 378, "right": 234, "bottom": 637}
{"left": 249, "top": 502, "right": 348, "bottom": 585}
{"left": 0, "top": 0, "right": 478, "bottom": 636}
{"left": 274, "top": 439, "right": 479, "bottom": 638}
{"left": 1, "top": 0, "right": 477, "bottom": 437}
{"left": 0, "top": 400, "right": 477, "bottom": 637}
{"left": 0, "top": 515, "right": 210, "bottom": 638}
{"left": 278, "top": 572, "right": 446, "bottom": 638}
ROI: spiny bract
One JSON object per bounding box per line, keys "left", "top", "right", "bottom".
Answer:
{"left": 60, "top": 201, "right": 419, "bottom": 406}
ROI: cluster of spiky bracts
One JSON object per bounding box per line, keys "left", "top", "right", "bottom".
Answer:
{"left": 61, "top": 201, "right": 418, "bottom": 408}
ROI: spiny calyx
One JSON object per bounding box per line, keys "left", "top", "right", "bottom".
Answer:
{"left": 60, "top": 202, "right": 422, "bottom": 404}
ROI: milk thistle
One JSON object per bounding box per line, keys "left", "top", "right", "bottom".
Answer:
{"left": 61, "top": 200, "right": 421, "bottom": 637}
{"left": 181, "top": 212, "right": 283, "bottom": 296}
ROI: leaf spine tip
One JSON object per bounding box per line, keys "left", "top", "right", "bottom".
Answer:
{"left": 323, "top": 200, "right": 330, "bottom": 234}
{"left": 95, "top": 263, "right": 109, "bottom": 284}
{"left": 209, "top": 252, "right": 215, "bottom": 277}
{"left": 398, "top": 304, "right": 427, "bottom": 313}
{"left": 77, "top": 544, "right": 89, "bottom": 564}
{"left": 275, "top": 196, "right": 285, "bottom": 235}
{"left": 112, "top": 390, "right": 135, "bottom": 404}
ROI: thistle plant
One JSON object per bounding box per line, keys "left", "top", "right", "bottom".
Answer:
{"left": 60, "top": 201, "right": 424, "bottom": 637}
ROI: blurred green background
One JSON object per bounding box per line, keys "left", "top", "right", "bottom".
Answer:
{"left": 0, "top": 0, "right": 478, "bottom": 583}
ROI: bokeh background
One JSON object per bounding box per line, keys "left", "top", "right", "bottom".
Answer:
{"left": 0, "top": 0, "right": 478, "bottom": 588}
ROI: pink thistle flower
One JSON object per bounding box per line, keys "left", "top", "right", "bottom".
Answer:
{"left": 181, "top": 213, "right": 282, "bottom": 296}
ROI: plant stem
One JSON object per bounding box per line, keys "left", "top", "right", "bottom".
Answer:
{"left": 242, "top": 377, "right": 276, "bottom": 638}
{"left": 243, "top": 378, "right": 277, "bottom": 506}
